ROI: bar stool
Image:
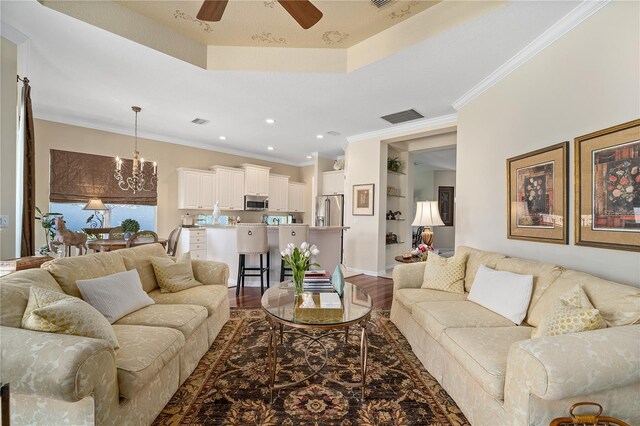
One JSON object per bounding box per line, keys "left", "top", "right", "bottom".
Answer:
{"left": 278, "top": 224, "right": 309, "bottom": 282}
{"left": 236, "top": 223, "right": 270, "bottom": 296}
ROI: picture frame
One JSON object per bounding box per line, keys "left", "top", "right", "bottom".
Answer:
{"left": 506, "top": 141, "right": 569, "bottom": 244}
{"left": 438, "top": 186, "right": 454, "bottom": 227}
{"left": 575, "top": 119, "right": 640, "bottom": 252}
{"left": 352, "top": 183, "right": 375, "bottom": 216}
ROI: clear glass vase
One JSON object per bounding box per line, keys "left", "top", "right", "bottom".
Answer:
{"left": 292, "top": 267, "right": 306, "bottom": 295}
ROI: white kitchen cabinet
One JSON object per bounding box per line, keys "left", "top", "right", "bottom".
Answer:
{"left": 212, "top": 166, "right": 245, "bottom": 210}
{"left": 269, "top": 174, "right": 289, "bottom": 212}
{"left": 288, "top": 182, "right": 305, "bottom": 212}
{"left": 177, "top": 168, "right": 215, "bottom": 210}
{"left": 177, "top": 227, "right": 206, "bottom": 259}
{"left": 322, "top": 170, "right": 344, "bottom": 195}
{"left": 241, "top": 164, "right": 270, "bottom": 196}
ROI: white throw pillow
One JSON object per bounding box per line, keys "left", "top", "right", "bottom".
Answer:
{"left": 467, "top": 264, "right": 533, "bottom": 325}
{"left": 77, "top": 269, "right": 155, "bottom": 324}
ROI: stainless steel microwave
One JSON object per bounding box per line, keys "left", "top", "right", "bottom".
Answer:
{"left": 244, "top": 195, "right": 268, "bottom": 211}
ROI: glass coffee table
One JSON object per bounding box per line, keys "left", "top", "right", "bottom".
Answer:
{"left": 261, "top": 281, "right": 373, "bottom": 402}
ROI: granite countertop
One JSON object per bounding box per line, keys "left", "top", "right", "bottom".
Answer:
{"left": 200, "top": 224, "right": 349, "bottom": 230}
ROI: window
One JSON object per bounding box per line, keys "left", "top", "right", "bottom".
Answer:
{"left": 49, "top": 202, "right": 156, "bottom": 232}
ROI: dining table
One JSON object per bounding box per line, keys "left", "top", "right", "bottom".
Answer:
{"left": 87, "top": 238, "right": 167, "bottom": 252}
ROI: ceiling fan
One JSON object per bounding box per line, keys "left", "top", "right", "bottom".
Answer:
{"left": 197, "top": 0, "right": 323, "bottom": 29}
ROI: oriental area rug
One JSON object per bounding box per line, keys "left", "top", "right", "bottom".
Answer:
{"left": 153, "top": 309, "right": 469, "bottom": 426}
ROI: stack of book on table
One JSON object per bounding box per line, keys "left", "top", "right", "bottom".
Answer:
{"left": 303, "top": 270, "right": 333, "bottom": 293}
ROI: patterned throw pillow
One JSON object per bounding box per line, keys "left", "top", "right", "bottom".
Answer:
{"left": 532, "top": 285, "right": 607, "bottom": 338}
{"left": 421, "top": 252, "right": 467, "bottom": 293}
{"left": 21, "top": 287, "right": 119, "bottom": 349}
{"left": 150, "top": 252, "right": 202, "bottom": 293}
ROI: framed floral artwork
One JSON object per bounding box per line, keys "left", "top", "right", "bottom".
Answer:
{"left": 575, "top": 119, "right": 640, "bottom": 252}
{"left": 507, "top": 142, "right": 569, "bottom": 244}
{"left": 352, "top": 183, "right": 374, "bottom": 216}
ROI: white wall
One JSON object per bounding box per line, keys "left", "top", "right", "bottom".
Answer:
{"left": 456, "top": 1, "right": 640, "bottom": 286}
{"left": 0, "top": 37, "right": 18, "bottom": 260}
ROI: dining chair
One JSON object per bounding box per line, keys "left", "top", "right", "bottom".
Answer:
{"left": 166, "top": 227, "right": 182, "bottom": 256}
{"left": 108, "top": 227, "right": 124, "bottom": 239}
{"left": 126, "top": 230, "right": 159, "bottom": 248}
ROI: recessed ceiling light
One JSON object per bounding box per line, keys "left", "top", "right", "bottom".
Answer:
{"left": 219, "top": 136, "right": 226, "bottom": 141}
{"left": 306, "top": 155, "right": 313, "bottom": 159}
{"left": 265, "top": 118, "right": 276, "bottom": 124}
{"left": 316, "top": 134, "right": 324, "bottom": 139}
{"left": 267, "top": 146, "right": 275, "bottom": 151}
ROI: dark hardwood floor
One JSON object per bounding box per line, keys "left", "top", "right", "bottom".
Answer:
{"left": 228, "top": 274, "right": 394, "bottom": 309}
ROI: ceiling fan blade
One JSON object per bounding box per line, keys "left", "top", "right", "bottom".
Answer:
{"left": 277, "top": 0, "right": 323, "bottom": 29}
{"left": 197, "top": 0, "right": 228, "bottom": 22}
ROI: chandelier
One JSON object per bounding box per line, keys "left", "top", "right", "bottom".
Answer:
{"left": 114, "top": 106, "right": 157, "bottom": 194}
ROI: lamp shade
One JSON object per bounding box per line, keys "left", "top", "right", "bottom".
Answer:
{"left": 83, "top": 198, "right": 108, "bottom": 211}
{"left": 412, "top": 201, "right": 445, "bottom": 227}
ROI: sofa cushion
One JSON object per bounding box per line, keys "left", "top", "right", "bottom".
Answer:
{"left": 532, "top": 285, "right": 606, "bottom": 338}
{"left": 117, "top": 243, "right": 168, "bottom": 293}
{"left": 22, "top": 287, "right": 119, "bottom": 350}
{"left": 456, "top": 246, "right": 508, "bottom": 292}
{"left": 412, "top": 300, "right": 515, "bottom": 341}
{"left": 0, "top": 269, "right": 63, "bottom": 328}
{"left": 494, "top": 258, "right": 563, "bottom": 324}
{"left": 395, "top": 288, "right": 467, "bottom": 312}
{"left": 112, "top": 324, "right": 184, "bottom": 400}
{"left": 148, "top": 284, "right": 228, "bottom": 316}
{"left": 77, "top": 269, "right": 155, "bottom": 324}
{"left": 440, "top": 326, "right": 533, "bottom": 399}
{"left": 468, "top": 265, "right": 533, "bottom": 325}
{"left": 529, "top": 269, "right": 640, "bottom": 328}
{"left": 114, "top": 304, "right": 208, "bottom": 338}
{"left": 150, "top": 252, "right": 201, "bottom": 293}
{"left": 421, "top": 252, "right": 467, "bottom": 293}
{"left": 42, "top": 251, "right": 127, "bottom": 297}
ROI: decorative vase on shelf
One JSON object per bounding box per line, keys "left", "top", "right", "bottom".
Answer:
{"left": 281, "top": 242, "right": 320, "bottom": 295}
{"left": 212, "top": 201, "right": 221, "bottom": 225}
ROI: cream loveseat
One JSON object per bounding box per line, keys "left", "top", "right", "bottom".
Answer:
{"left": 390, "top": 246, "right": 640, "bottom": 426}
{"left": 0, "top": 244, "right": 230, "bottom": 425}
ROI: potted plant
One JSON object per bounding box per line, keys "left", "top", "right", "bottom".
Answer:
{"left": 387, "top": 157, "right": 402, "bottom": 172}
{"left": 35, "top": 207, "right": 62, "bottom": 255}
{"left": 121, "top": 218, "right": 140, "bottom": 239}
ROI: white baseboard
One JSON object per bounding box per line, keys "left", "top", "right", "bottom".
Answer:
{"left": 345, "top": 267, "right": 389, "bottom": 277}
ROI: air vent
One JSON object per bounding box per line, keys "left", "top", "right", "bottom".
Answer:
{"left": 191, "top": 118, "right": 210, "bottom": 125}
{"left": 380, "top": 109, "right": 424, "bottom": 124}
{"left": 371, "top": 0, "right": 393, "bottom": 8}
{"left": 327, "top": 131, "right": 341, "bottom": 136}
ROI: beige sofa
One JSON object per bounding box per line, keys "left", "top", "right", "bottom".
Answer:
{"left": 0, "top": 244, "right": 230, "bottom": 426}
{"left": 390, "top": 246, "right": 640, "bottom": 426}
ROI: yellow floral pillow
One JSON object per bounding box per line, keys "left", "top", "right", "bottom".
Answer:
{"left": 421, "top": 252, "right": 467, "bottom": 293}
{"left": 532, "top": 285, "right": 607, "bottom": 338}
{"left": 22, "top": 287, "right": 119, "bottom": 349}
{"left": 150, "top": 252, "right": 202, "bottom": 293}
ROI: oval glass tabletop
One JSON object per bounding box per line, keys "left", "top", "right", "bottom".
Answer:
{"left": 261, "top": 281, "right": 372, "bottom": 327}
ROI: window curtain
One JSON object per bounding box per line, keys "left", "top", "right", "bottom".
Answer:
{"left": 19, "top": 77, "right": 35, "bottom": 257}
{"left": 49, "top": 149, "right": 157, "bottom": 205}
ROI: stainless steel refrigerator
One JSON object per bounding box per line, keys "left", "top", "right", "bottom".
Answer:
{"left": 316, "top": 195, "right": 344, "bottom": 262}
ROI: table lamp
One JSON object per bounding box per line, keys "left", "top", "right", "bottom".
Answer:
{"left": 83, "top": 198, "right": 108, "bottom": 227}
{"left": 412, "top": 200, "right": 445, "bottom": 246}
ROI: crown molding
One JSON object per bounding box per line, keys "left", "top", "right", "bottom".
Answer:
{"left": 346, "top": 113, "right": 458, "bottom": 143}
{"left": 0, "top": 21, "right": 29, "bottom": 44}
{"left": 34, "top": 108, "right": 305, "bottom": 167}
{"left": 452, "top": 0, "right": 611, "bottom": 111}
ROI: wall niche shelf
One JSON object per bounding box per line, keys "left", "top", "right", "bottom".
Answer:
{"left": 386, "top": 219, "right": 406, "bottom": 221}
{"left": 387, "top": 194, "right": 405, "bottom": 198}
{"left": 386, "top": 241, "right": 405, "bottom": 245}
{"left": 387, "top": 170, "right": 406, "bottom": 176}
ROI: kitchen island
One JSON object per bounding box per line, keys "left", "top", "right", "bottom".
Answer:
{"left": 189, "top": 225, "right": 347, "bottom": 287}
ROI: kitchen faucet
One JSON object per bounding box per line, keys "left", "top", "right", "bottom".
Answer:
{"left": 272, "top": 218, "right": 280, "bottom": 225}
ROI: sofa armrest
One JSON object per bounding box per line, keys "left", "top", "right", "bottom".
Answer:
{"left": 392, "top": 262, "right": 426, "bottom": 292}
{"left": 1, "top": 326, "right": 118, "bottom": 401}
{"left": 505, "top": 325, "right": 640, "bottom": 403}
{"left": 192, "top": 259, "right": 229, "bottom": 286}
